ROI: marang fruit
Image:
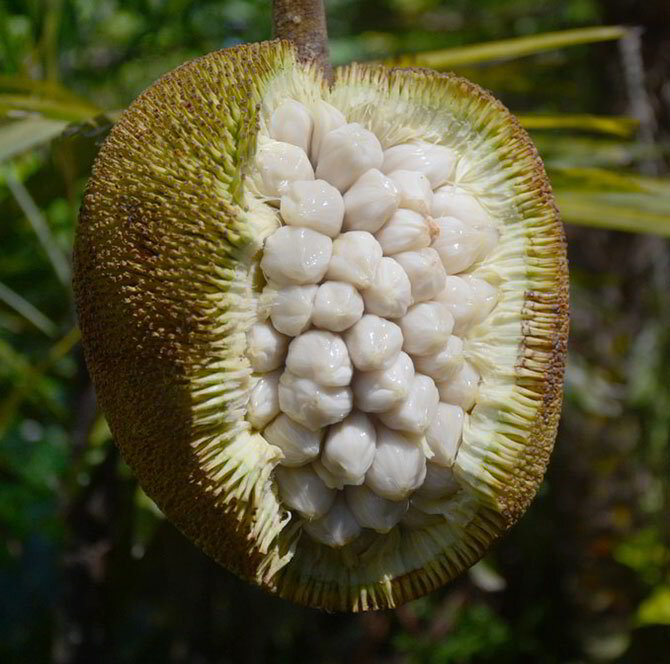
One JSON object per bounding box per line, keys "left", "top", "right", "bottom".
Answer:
{"left": 74, "top": 40, "right": 568, "bottom": 611}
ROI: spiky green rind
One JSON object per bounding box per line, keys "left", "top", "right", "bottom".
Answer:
{"left": 74, "top": 43, "right": 568, "bottom": 612}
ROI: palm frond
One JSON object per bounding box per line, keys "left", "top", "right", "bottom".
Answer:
{"left": 377, "top": 25, "right": 626, "bottom": 69}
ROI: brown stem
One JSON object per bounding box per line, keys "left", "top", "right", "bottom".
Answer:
{"left": 272, "top": 0, "right": 332, "bottom": 82}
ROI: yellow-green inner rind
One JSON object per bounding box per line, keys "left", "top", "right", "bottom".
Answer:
{"left": 74, "top": 42, "right": 568, "bottom": 613}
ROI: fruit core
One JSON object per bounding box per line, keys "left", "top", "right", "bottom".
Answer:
{"left": 246, "top": 96, "right": 501, "bottom": 547}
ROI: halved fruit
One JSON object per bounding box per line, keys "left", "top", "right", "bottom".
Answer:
{"left": 74, "top": 40, "right": 569, "bottom": 611}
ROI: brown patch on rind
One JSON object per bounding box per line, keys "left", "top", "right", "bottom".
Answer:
{"left": 502, "top": 282, "right": 569, "bottom": 525}
{"left": 490, "top": 114, "right": 569, "bottom": 527}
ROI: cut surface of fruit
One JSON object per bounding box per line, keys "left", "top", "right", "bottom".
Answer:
{"left": 74, "top": 40, "right": 568, "bottom": 612}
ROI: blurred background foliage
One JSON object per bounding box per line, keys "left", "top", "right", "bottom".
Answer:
{"left": 1, "top": 0, "right": 669, "bottom": 662}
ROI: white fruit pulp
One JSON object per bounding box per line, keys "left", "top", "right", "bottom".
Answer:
{"left": 246, "top": 97, "right": 501, "bottom": 546}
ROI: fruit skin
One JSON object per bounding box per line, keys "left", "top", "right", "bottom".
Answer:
{"left": 497, "top": 178, "right": 569, "bottom": 528}
{"left": 74, "top": 40, "right": 569, "bottom": 612}
{"left": 74, "top": 41, "right": 297, "bottom": 590}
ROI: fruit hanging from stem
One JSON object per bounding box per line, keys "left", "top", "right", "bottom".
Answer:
{"left": 73, "top": 1, "right": 568, "bottom": 611}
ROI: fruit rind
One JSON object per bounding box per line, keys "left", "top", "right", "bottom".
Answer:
{"left": 74, "top": 41, "right": 306, "bottom": 590}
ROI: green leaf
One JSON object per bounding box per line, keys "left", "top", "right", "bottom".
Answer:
{"left": 518, "top": 114, "right": 638, "bottom": 137}
{"left": 2, "top": 166, "right": 71, "bottom": 286}
{"left": 0, "top": 280, "right": 57, "bottom": 336}
{"left": 377, "top": 25, "right": 627, "bottom": 69}
{"left": 0, "top": 75, "right": 93, "bottom": 104}
{"left": 535, "top": 134, "right": 668, "bottom": 169}
{"left": 0, "top": 117, "right": 68, "bottom": 161}
{"left": 0, "top": 326, "right": 80, "bottom": 436}
{"left": 551, "top": 166, "right": 670, "bottom": 235}
{"left": 556, "top": 190, "right": 670, "bottom": 237}
{"left": 550, "top": 166, "right": 670, "bottom": 195}
{"left": 637, "top": 587, "right": 670, "bottom": 626}
{"left": 0, "top": 93, "right": 101, "bottom": 122}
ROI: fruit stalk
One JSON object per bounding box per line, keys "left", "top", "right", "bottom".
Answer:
{"left": 272, "top": 0, "right": 332, "bottom": 82}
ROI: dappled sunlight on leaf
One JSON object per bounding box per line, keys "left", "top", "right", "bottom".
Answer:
{"left": 518, "top": 113, "right": 638, "bottom": 137}
{"left": 376, "top": 25, "right": 626, "bottom": 68}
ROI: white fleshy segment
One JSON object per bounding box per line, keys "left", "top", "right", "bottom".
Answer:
{"left": 431, "top": 186, "right": 499, "bottom": 259}
{"left": 268, "top": 284, "right": 318, "bottom": 336}
{"left": 303, "top": 495, "right": 362, "bottom": 547}
{"left": 263, "top": 413, "right": 322, "bottom": 466}
{"left": 345, "top": 484, "right": 408, "bottom": 533}
{"left": 414, "top": 462, "right": 461, "bottom": 499}
{"left": 437, "top": 362, "right": 480, "bottom": 411}
{"left": 374, "top": 209, "right": 434, "bottom": 256}
{"left": 361, "top": 257, "right": 412, "bottom": 318}
{"left": 316, "top": 123, "right": 384, "bottom": 192}
{"left": 413, "top": 336, "right": 464, "bottom": 382}
{"left": 278, "top": 371, "right": 353, "bottom": 430}
{"left": 247, "top": 370, "right": 281, "bottom": 429}
{"left": 280, "top": 179, "right": 344, "bottom": 238}
{"left": 255, "top": 138, "right": 314, "bottom": 199}
{"left": 285, "top": 330, "right": 353, "bottom": 387}
{"left": 476, "top": 228, "right": 499, "bottom": 260}
{"left": 269, "top": 100, "right": 313, "bottom": 154}
{"left": 378, "top": 373, "right": 439, "bottom": 435}
{"left": 351, "top": 352, "right": 414, "bottom": 413}
{"left": 400, "top": 503, "right": 444, "bottom": 528}
{"left": 425, "top": 402, "right": 464, "bottom": 466}
{"left": 342, "top": 168, "right": 399, "bottom": 232}
{"left": 260, "top": 227, "right": 332, "bottom": 286}
{"left": 432, "top": 216, "right": 483, "bottom": 274}
{"left": 310, "top": 100, "right": 346, "bottom": 165}
{"left": 398, "top": 301, "right": 454, "bottom": 356}
{"left": 321, "top": 411, "right": 377, "bottom": 485}
{"left": 275, "top": 465, "right": 336, "bottom": 520}
{"left": 246, "top": 321, "right": 289, "bottom": 372}
{"left": 344, "top": 314, "right": 404, "bottom": 371}
{"left": 393, "top": 248, "right": 447, "bottom": 304}
{"left": 312, "top": 458, "right": 350, "bottom": 490}
{"left": 436, "top": 276, "right": 476, "bottom": 335}
{"left": 387, "top": 169, "right": 433, "bottom": 215}
{"left": 431, "top": 185, "right": 496, "bottom": 231}
{"left": 311, "top": 281, "right": 364, "bottom": 332}
{"left": 326, "top": 231, "right": 383, "bottom": 289}
{"left": 461, "top": 275, "right": 498, "bottom": 326}
{"left": 382, "top": 141, "right": 458, "bottom": 188}
{"left": 352, "top": 351, "right": 414, "bottom": 413}
{"left": 365, "top": 425, "right": 427, "bottom": 500}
